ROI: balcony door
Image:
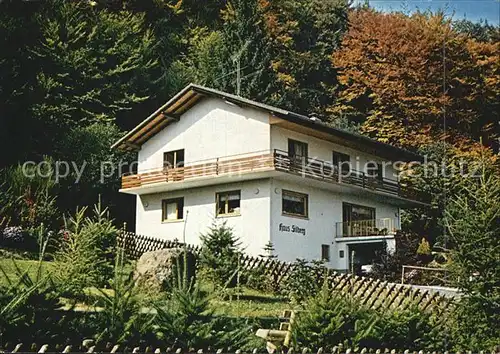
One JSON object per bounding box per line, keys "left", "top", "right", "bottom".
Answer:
{"left": 342, "top": 203, "right": 376, "bottom": 237}
{"left": 288, "top": 139, "right": 308, "bottom": 172}
{"left": 163, "top": 149, "right": 185, "bottom": 181}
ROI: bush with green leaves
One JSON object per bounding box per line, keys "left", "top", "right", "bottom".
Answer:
{"left": 281, "top": 258, "right": 327, "bottom": 304}
{"left": 446, "top": 159, "right": 500, "bottom": 349}
{"left": 244, "top": 241, "right": 280, "bottom": 293}
{"left": 53, "top": 200, "right": 117, "bottom": 295}
{"left": 293, "top": 283, "right": 450, "bottom": 350}
{"left": 0, "top": 161, "right": 58, "bottom": 235}
{"left": 94, "top": 249, "right": 155, "bottom": 344}
{"left": 153, "top": 275, "right": 258, "bottom": 349}
{"left": 199, "top": 221, "right": 242, "bottom": 289}
{"left": 0, "top": 229, "right": 66, "bottom": 344}
{"left": 371, "top": 231, "right": 420, "bottom": 282}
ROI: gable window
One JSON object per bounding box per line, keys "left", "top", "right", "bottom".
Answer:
{"left": 288, "top": 139, "right": 308, "bottom": 160}
{"left": 162, "top": 197, "right": 184, "bottom": 221}
{"left": 321, "top": 244, "right": 330, "bottom": 262}
{"left": 163, "top": 149, "right": 185, "bottom": 169}
{"left": 282, "top": 190, "right": 308, "bottom": 218}
{"left": 216, "top": 190, "right": 241, "bottom": 216}
{"left": 332, "top": 151, "right": 350, "bottom": 173}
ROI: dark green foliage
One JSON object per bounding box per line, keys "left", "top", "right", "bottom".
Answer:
{"left": 94, "top": 249, "right": 155, "bottom": 344}
{"left": 0, "top": 231, "right": 64, "bottom": 344}
{"left": 245, "top": 242, "right": 280, "bottom": 293}
{"left": 53, "top": 201, "right": 118, "bottom": 295}
{"left": 0, "top": 161, "right": 58, "bottom": 231}
{"left": 199, "top": 221, "right": 242, "bottom": 288}
{"left": 453, "top": 19, "right": 500, "bottom": 42}
{"left": 293, "top": 284, "right": 450, "bottom": 350}
{"left": 281, "top": 259, "right": 327, "bottom": 304}
{"left": 371, "top": 232, "right": 420, "bottom": 281}
{"left": 264, "top": 0, "right": 349, "bottom": 115}
{"left": 153, "top": 282, "right": 258, "bottom": 349}
{"left": 446, "top": 159, "right": 500, "bottom": 349}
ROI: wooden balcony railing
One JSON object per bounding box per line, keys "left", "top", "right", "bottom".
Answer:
{"left": 121, "top": 151, "right": 275, "bottom": 189}
{"left": 273, "top": 149, "right": 430, "bottom": 204}
{"left": 335, "top": 218, "right": 395, "bottom": 238}
{"left": 121, "top": 149, "right": 430, "bottom": 204}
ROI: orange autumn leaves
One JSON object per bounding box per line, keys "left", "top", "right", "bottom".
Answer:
{"left": 330, "top": 9, "right": 499, "bottom": 156}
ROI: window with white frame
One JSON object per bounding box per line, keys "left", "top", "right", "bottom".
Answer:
{"left": 216, "top": 190, "right": 241, "bottom": 216}
{"left": 163, "top": 149, "right": 185, "bottom": 169}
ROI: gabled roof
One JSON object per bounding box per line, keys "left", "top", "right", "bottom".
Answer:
{"left": 112, "top": 83, "right": 422, "bottom": 161}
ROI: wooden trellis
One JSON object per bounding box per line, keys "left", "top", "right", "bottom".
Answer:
{"left": 116, "top": 232, "right": 454, "bottom": 316}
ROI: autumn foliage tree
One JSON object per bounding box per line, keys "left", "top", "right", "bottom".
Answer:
{"left": 331, "top": 9, "right": 499, "bottom": 152}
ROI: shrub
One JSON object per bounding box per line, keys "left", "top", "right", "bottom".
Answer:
{"left": 371, "top": 231, "right": 420, "bottom": 281}
{"left": 0, "top": 160, "right": 58, "bottom": 231}
{"left": 94, "top": 249, "right": 154, "bottom": 344}
{"left": 445, "top": 160, "right": 500, "bottom": 349}
{"left": 293, "top": 283, "right": 450, "bottom": 350}
{"left": 0, "top": 231, "right": 66, "bottom": 344}
{"left": 153, "top": 281, "right": 257, "bottom": 349}
{"left": 281, "top": 259, "right": 327, "bottom": 304}
{"left": 199, "top": 221, "right": 242, "bottom": 289}
{"left": 293, "top": 284, "right": 378, "bottom": 348}
{"left": 245, "top": 242, "right": 280, "bottom": 293}
{"left": 53, "top": 200, "right": 117, "bottom": 295}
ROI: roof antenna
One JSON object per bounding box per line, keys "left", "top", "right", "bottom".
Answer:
{"left": 232, "top": 40, "right": 251, "bottom": 96}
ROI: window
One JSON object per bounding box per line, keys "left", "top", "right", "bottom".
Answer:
{"left": 332, "top": 151, "right": 350, "bottom": 173}
{"left": 282, "top": 190, "right": 308, "bottom": 217}
{"left": 366, "top": 161, "right": 383, "bottom": 180}
{"left": 288, "top": 139, "right": 308, "bottom": 159}
{"left": 162, "top": 198, "right": 184, "bottom": 221}
{"left": 339, "top": 250, "right": 345, "bottom": 258}
{"left": 163, "top": 149, "right": 185, "bottom": 169}
{"left": 321, "top": 244, "right": 330, "bottom": 262}
{"left": 342, "top": 203, "right": 375, "bottom": 223}
{"left": 216, "top": 190, "right": 241, "bottom": 216}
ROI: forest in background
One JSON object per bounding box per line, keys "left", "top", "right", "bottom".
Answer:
{"left": 0, "top": 0, "right": 498, "bottom": 239}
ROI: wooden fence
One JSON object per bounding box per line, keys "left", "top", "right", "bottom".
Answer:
{"left": 116, "top": 232, "right": 453, "bottom": 317}
{"left": 2, "top": 341, "right": 497, "bottom": 354}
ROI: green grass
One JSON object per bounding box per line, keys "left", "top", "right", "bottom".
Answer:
{"left": 210, "top": 287, "right": 290, "bottom": 317}
{"left": 0, "top": 258, "right": 53, "bottom": 287}
{"left": 0, "top": 257, "right": 291, "bottom": 318}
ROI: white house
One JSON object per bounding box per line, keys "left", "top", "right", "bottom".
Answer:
{"left": 112, "top": 84, "right": 429, "bottom": 272}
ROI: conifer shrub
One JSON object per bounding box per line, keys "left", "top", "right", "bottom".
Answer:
{"left": 53, "top": 201, "right": 117, "bottom": 295}
{"left": 199, "top": 221, "right": 242, "bottom": 289}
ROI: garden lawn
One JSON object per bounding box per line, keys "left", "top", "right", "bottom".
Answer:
{"left": 0, "top": 258, "right": 54, "bottom": 287}
{"left": 0, "top": 257, "right": 290, "bottom": 318}
{"left": 211, "top": 288, "right": 290, "bottom": 318}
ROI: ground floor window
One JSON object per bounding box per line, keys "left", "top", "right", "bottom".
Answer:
{"left": 162, "top": 197, "right": 184, "bottom": 221}
{"left": 321, "top": 244, "right": 330, "bottom": 262}
{"left": 216, "top": 190, "right": 241, "bottom": 216}
{"left": 282, "top": 190, "right": 308, "bottom": 217}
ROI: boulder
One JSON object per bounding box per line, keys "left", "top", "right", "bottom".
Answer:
{"left": 134, "top": 247, "right": 196, "bottom": 290}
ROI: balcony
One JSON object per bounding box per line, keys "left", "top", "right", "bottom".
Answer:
{"left": 121, "top": 149, "right": 430, "bottom": 204}
{"left": 335, "top": 218, "right": 396, "bottom": 238}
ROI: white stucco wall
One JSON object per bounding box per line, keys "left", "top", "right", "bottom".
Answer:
{"left": 269, "top": 178, "right": 399, "bottom": 270}
{"left": 135, "top": 179, "right": 272, "bottom": 257}
{"left": 137, "top": 98, "right": 271, "bottom": 173}
{"left": 270, "top": 126, "right": 400, "bottom": 181}
{"left": 130, "top": 100, "right": 408, "bottom": 271}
